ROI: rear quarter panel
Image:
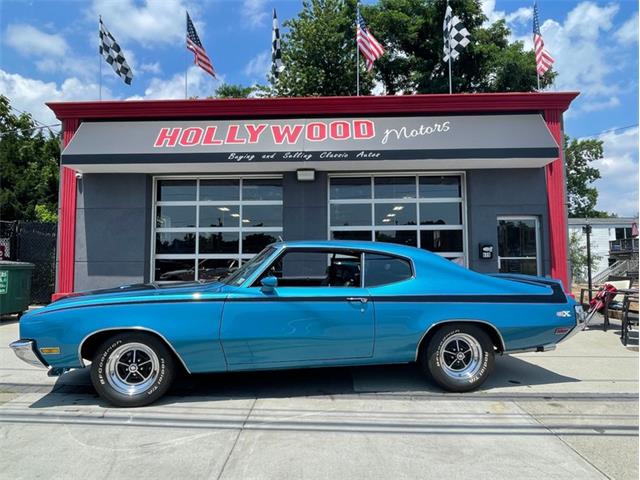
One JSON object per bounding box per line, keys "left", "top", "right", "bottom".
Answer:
{"left": 369, "top": 256, "right": 574, "bottom": 362}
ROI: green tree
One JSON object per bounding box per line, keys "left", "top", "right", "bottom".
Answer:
{"left": 568, "top": 231, "right": 601, "bottom": 283}
{"left": 276, "top": 0, "right": 554, "bottom": 96}
{"left": 276, "top": 0, "right": 374, "bottom": 96}
{"left": 564, "top": 135, "right": 608, "bottom": 218}
{"left": 215, "top": 84, "right": 258, "bottom": 98}
{"left": 0, "top": 95, "right": 60, "bottom": 222}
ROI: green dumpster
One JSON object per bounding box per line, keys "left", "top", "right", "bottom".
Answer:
{"left": 0, "top": 261, "right": 35, "bottom": 316}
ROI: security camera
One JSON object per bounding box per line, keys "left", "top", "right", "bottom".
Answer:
{"left": 75, "top": 172, "right": 83, "bottom": 179}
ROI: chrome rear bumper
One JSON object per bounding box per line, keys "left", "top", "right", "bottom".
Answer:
{"left": 9, "top": 340, "right": 48, "bottom": 369}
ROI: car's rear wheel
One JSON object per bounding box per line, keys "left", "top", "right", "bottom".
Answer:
{"left": 420, "top": 324, "right": 495, "bottom": 392}
{"left": 90, "top": 332, "right": 175, "bottom": 407}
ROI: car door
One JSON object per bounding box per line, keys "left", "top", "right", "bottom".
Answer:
{"left": 220, "top": 248, "right": 374, "bottom": 367}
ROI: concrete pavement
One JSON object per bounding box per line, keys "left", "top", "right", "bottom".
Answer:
{"left": 0, "top": 317, "right": 637, "bottom": 480}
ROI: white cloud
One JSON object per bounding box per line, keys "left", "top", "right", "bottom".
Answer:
{"left": 615, "top": 12, "right": 639, "bottom": 44}
{"left": 242, "top": 0, "right": 269, "bottom": 28}
{"left": 538, "top": 3, "right": 625, "bottom": 112}
{"left": 5, "top": 24, "right": 69, "bottom": 57}
{"left": 141, "top": 66, "right": 219, "bottom": 99}
{"left": 481, "top": 1, "right": 531, "bottom": 27}
{"left": 0, "top": 69, "right": 109, "bottom": 128}
{"left": 590, "top": 127, "right": 639, "bottom": 217}
{"left": 90, "top": 0, "right": 196, "bottom": 46}
{"left": 139, "top": 62, "right": 162, "bottom": 75}
{"left": 243, "top": 51, "right": 270, "bottom": 81}
{"left": 580, "top": 96, "right": 621, "bottom": 112}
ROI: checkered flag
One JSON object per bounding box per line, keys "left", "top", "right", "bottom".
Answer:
{"left": 272, "top": 9, "right": 284, "bottom": 79}
{"left": 443, "top": 4, "right": 470, "bottom": 62}
{"left": 99, "top": 18, "right": 133, "bottom": 85}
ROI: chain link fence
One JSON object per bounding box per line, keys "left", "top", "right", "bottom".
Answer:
{"left": 0, "top": 220, "right": 57, "bottom": 304}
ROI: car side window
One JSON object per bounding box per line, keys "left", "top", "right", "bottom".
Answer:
{"left": 364, "top": 254, "right": 412, "bottom": 287}
{"left": 253, "top": 249, "right": 362, "bottom": 287}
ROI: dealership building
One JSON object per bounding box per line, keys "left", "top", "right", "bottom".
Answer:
{"left": 47, "top": 92, "right": 577, "bottom": 299}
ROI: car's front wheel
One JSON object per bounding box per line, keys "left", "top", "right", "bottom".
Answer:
{"left": 420, "top": 324, "right": 495, "bottom": 392}
{"left": 90, "top": 332, "right": 176, "bottom": 407}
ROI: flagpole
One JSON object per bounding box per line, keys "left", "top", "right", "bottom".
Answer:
{"left": 537, "top": 72, "right": 540, "bottom": 90}
{"left": 356, "top": 1, "right": 360, "bottom": 96}
{"left": 448, "top": 53, "right": 452, "bottom": 94}
{"left": 99, "top": 15, "right": 102, "bottom": 101}
{"left": 447, "top": 1, "right": 452, "bottom": 94}
{"left": 185, "top": 11, "right": 188, "bottom": 99}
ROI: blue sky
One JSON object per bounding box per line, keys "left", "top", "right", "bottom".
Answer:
{"left": 1, "top": 0, "right": 638, "bottom": 215}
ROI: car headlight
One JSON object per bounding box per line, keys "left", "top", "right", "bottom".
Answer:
{"left": 574, "top": 305, "right": 587, "bottom": 325}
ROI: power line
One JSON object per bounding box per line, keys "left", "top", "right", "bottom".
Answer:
{"left": 8, "top": 105, "right": 51, "bottom": 128}
{"left": 577, "top": 124, "right": 639, "bottom": 138}
{"left": 0, "top": 123, "right": 62, "bottom": 138}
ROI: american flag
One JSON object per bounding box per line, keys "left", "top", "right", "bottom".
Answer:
{"left": 186, "top": 12, "right": 216, "bottom": 78}
{"left": 533, "top": 2, "right": 554, "bottom": 75}
{"left": 356, "top": 12, "right": 384, "bottom": 71}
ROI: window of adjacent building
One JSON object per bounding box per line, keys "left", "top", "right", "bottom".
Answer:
{"left": 615, "top": 227, "right": 633, "bottom": 240}
{"left": 153, "top": 177, "right": 283, "bottom": 282}
{"left": 329, "top": 175, "right": 466, "bottom": 264}
{"left": 364, "top": 253, "right": 413, "bottom": 287}
{"left": 497, "top": 217, "right": 540, "bottom": 276}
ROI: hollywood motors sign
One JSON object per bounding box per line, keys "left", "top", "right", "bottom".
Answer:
{"left": 153, "top": 120, "right": 378, "bottom": 148}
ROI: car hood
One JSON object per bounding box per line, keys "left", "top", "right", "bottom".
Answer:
{"left": 39, "top": 281, "right": 225, "bottom": 311}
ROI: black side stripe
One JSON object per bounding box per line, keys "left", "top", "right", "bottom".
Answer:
{"left": 40, "top": 286, "right": 566, "bottom": 314}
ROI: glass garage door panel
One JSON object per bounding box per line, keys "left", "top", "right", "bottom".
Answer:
{"left": 329, "top": 177, "right": 371, "bottom": 200}
{"left": 375, "top": 230, "right": 418, "bottom": 247}
{"left": 199, "top": 205, "right": 240, "bottom": 228}
{"left": 330, "top": 204, "right": 371, "bottom": 227}
{"left": 156, "top": 232, "right": 196, "bottom": 254}
{"left": 156, "top": 206, "right": 196, "bottom": 228}
{"left": 157, "top": 180, "right": 196, "bottom": 201}
{"left": 155, "top": 259, "right": 195, "bottom": 281}
{"left": 332, "top": 231, "right": 373, "bottom": 241}
{"left": 374, "top": 177, "right": 416, "bottom": 199}
{"left": 200, "top": 179, "right": 239, "bottom": 201}
{"left": 375, "top": 203, "right": 417, "bottom": 226}
{"left": 419, "top": 176, "right": 461, "bottom": 198}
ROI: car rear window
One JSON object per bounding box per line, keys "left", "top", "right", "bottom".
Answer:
{"left": 364, "top": 254, "right": 412, "bottom": 287}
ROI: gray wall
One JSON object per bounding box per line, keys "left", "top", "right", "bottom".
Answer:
{"left": 466, "top": 169, "right": 550, "bottom": 275}
{"left": 281, "top": 172, "right": 329, "bottom": 275}
{"left": 74, "top": 174, "right": 151, "bottom": 290}
{"left": 282, "top": 171, "right": 328, "bottom": 241}
{"left": 71, "top": 168, "right": 551, "bottom": 291}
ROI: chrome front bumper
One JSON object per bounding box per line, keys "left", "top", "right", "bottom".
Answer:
{"left": 9, "top": 340, "right": 48, "bottom": 369}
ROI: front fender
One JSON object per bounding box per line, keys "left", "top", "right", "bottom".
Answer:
{"left": 19, "top": 300, "right": 227, "bottom": 373}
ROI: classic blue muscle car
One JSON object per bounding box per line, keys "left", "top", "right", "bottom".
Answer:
{"left": 10, "top": 241, "right": 585, "bottom": 407}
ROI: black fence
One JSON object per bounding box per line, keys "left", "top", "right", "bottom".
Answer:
{"left": 0, "top": 221, "right": 57, "bottom": 304}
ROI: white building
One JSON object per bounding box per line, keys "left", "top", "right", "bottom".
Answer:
{"left": 568, "top": 217, "right": 638, "bottom": 280}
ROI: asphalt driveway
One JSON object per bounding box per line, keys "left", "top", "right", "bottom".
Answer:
{"left": 0, "top": 317, "right": 637, "bottom": 480}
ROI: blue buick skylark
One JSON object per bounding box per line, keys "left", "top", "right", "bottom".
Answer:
{"left": 10, "top": 241, "right": 585, "bottom": 407}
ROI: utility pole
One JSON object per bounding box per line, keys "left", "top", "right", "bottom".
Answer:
{"left": 583, "top": 220, "right": 593, "bottom": 301}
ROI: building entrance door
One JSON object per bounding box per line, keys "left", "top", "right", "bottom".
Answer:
{"left": 497, "top": 216, "right": 541, "bottom": 275}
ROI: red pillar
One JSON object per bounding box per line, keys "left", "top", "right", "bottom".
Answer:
{"left": 52, "top": 118, "right": 79, "bottom": 301}
{"left": 544, "top": 109, "right": 569, "bottom": 290}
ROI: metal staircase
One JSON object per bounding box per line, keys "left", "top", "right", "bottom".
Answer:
{"left": 592, "top": 259, "right": 636, "bottom": 285}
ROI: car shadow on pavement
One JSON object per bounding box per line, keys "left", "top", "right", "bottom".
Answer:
{"left": 27, "top": 354, "right": 580, "bottom": 409}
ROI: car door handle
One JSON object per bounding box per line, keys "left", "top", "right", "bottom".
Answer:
{"left": 346, "top": 297, "right": 368, "bottom": 303}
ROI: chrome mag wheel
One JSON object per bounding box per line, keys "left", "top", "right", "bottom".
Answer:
{"left": 105, "top": 342, "right": 160, "bottom": 396}
{"left": 439, "top": 333, "right": 483, "bottom": 380}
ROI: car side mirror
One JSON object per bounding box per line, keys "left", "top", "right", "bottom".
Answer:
{"left": 260, "top": 276, "right": 278, "bottom": 292}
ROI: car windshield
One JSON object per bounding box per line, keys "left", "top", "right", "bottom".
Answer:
{"left": 222, "top": 246, "right": 277, "bottom": 287}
